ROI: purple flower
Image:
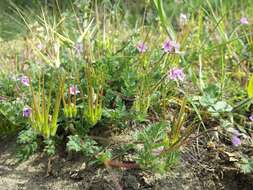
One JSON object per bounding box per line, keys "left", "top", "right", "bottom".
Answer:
{"left": 136, "top": 42, "right": 148, "bottom": 53}
{"left": 168, "top": 68, "right": 185, "bottom": 81}
{"left": 163, "top": 39, "right": 180, "bottom": 53}
{"left": 18, "top": 76, "right": 30, "bottom": 87}
{"left": 69, "top": 85, "right": 80, "bottom": 95}
{"left": 249, "top": 115, "right": 253, "bottom": 122}
{"left": 240, "top": 17, "right": 249, "bottom": 25}
{"left": 23, "top": 106, "right": 32, "bottom": 118}
{"left": 231, "top": 135, "right": 241, "bottom": 147}
{"left": 231, "top": 129, "right": 241, "bottom": 147}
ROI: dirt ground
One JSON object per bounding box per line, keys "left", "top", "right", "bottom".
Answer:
{"left": 1, "top": 134, "right": 253, "bottom": 190}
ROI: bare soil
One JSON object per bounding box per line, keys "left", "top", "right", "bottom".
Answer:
{"left": 1, "top": 134, "right": 253, "bottom": 190}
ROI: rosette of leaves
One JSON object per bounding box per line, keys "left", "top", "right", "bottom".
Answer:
{"left": 135, "top": 99, "right": 194, "bottom": 173}
{"left": 103, "top": 96, "right": 130, "bottom": 128}
{"left": 237, "top": 156, "right": 253, "bottom": 174}
{"left": 136, "top": 122, "right": 174, "bottom": 173}
{"left": 16, "top": 128, "right": 38, "bottom": 161}
{"left": 0, "top": 99, "right": 26, "bottom": 135}
{"left": 67, "top": 135, "right": 100, "bottom": 157}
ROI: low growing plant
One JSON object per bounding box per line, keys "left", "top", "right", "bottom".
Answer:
{"left": 136, "top": 98, "right": 194, "bottom": 173}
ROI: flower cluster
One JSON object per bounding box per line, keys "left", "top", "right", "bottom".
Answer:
{"left": 136, "top": 39, "right": 180, "bottom": 54}
{"left": 168, "top": 68, "right": 185, "bottom": 82}
{"left": 163, "top": 39, "right": 180, "bottom": 53}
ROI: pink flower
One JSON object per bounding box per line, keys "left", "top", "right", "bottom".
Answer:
{"left": 18, "top": 76, "right": 30, "bottom": 87}
{"left": 163, "top": 39, "right": 180, "bottom": 53}
{"left": 136, "top": 42, "right": 148, "bottom": 53}
{"left": 240, "top": 17, "right": 249, "bottom": 25}
{"left": 168, "top": 68, "right": 185, "bottom": 81}
{"left": 69, "top": 85, "right": 80, "bottom": 95}
{"left": 249, "top": 115, "right": 253, "bottom": 122}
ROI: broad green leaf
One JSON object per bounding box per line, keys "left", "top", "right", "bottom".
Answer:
{"left": 212, "top": 101, "right": 233, "bottom": 112}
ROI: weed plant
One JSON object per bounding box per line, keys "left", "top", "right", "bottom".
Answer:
{"left": 0, "top": 0, "right": 253, "bottom": 174}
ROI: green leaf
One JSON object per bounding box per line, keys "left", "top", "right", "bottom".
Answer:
{"left": 239, "top": 157, "right": 253, "bottom": 174}
{"left": 248, "top": 74, "right": 253, "bottom": 98}
{"left": 212, "top": 101, "right": 233, "bottom": 112}
{"left": 43, "top": 138, "right": 56, "bottom": 156}
{"left": 67, "top": 135, "right": 100, "bottom": 157}
{"left": 16, "top": 128, "right": 38, "bottom": 161}
{"left": 67, "top": 135, "right": 82, "bottom": 152}
{"left": 199, "top": 95, "right": 216, "bottom": 107}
